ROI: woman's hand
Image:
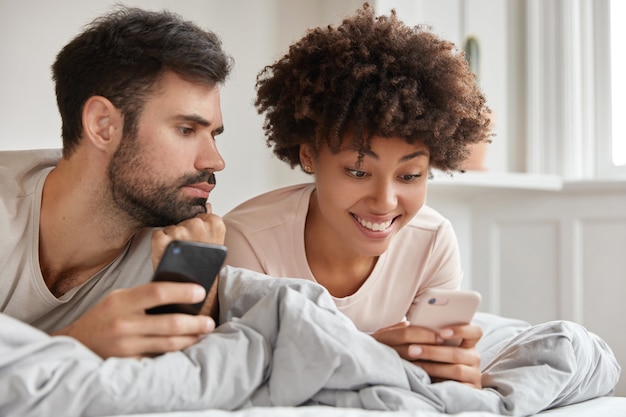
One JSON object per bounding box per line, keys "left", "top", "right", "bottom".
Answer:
{"left": 372, "top": 321, "right": 483, "bottom": 388}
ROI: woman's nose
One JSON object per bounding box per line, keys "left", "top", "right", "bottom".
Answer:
{"left": 369, "top": 181, "right": 397, "bottom": 211}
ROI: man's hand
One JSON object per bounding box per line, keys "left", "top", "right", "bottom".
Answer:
{"left": 53, "top": 282, "right": 215, "bottom": 359}
{"left": 150, "top": 207, "right": 225, "bottom": 321}
{"left": 150, "top": 207, "right": 226, "bottom": 270}
{"left": 372, "top": 321, "right": 483, "bottom": 388}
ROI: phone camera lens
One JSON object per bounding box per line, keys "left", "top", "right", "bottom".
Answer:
{"left": 172, "top": 247, "right": 181, "bottom": 255}
{"left": 428, "top": 298, "right": 436, "bottom": 304}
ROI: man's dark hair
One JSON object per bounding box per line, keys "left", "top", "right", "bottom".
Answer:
{"left": 255, "top": 3, "right": 492, "bottom": 172}
{"left": 52, "top": 7, "right": 233, "bottom": 157}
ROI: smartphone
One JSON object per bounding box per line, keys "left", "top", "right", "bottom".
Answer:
{"left": 145, "top": 240, "right": 227, "bottom": 315}
{"left": 407, "top": 288, "right": 481, "bottom": 345}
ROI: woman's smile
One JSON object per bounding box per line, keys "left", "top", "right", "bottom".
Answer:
{"left": 352, "top": 213, "right": 397, "bottom": 233}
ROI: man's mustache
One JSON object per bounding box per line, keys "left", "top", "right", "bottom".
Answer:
{"left": 181, "top": 172, "right": 216, "bottom": 186}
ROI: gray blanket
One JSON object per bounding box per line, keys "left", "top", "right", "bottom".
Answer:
{"left": 0, "top": 266, "right": 620, "bottom": 416}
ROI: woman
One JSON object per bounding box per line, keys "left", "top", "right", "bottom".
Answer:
{"left": 224, "top": 4, "right": 492, "bottom": 388}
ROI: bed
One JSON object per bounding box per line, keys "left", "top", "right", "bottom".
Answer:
{"left": 1, "top": 267, "right": 623, "bottom": 417}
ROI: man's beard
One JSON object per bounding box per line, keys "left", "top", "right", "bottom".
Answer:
{"left": 107, "top": 136, "right": 212, "bottom": 227}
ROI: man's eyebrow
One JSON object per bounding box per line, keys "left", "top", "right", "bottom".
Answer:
{"left": 361, "top": 148, "right": 429, "bottom": 162}
{"left": 172, "top": 114, "right": 211, "bottom": 127}
{"left": 172, "top": 114, "right": 224, "bottom": 134}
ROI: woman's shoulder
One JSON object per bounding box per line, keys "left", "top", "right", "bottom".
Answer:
{"left": 223, "top": 183, "right": 313, "bottom": 229}
{"left": 405, "top": 204, "right": 452, "bottom": 231}
{"left": 389, "top": 205, "right": 458, "bottom": 258}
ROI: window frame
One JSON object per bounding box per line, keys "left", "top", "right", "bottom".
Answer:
{"left": 598, "top": 0, "right": 626, "bottom": 176}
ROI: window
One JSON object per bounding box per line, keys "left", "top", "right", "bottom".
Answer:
{"left": 378, "top": 0, "right": 626, "bottom": 179}
{"left": 595, "top": 0, "right": 626, "bottom": 177}
{"left": 524, "top": 0, "right": 626, "bottom": 178}
{"left": 610, "top": 0, "right": 626, "bottom": 166}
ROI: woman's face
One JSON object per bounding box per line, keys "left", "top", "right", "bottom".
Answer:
{"left": 302, "top": 135, "right": 430, "bottom": 258}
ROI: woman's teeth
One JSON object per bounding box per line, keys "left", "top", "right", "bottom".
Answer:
{"left": 357, "top": 217, "right": 392, "bottom": 231}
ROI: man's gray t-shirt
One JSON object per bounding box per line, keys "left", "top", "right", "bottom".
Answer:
{"left": 0, "top": 149, "right": 154, "bottom": 332}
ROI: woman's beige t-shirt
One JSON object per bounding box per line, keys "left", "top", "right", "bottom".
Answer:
{"left": 224, "top": 183, "right": 462, "bottom": 333}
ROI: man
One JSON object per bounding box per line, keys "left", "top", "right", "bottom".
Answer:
{"left": 0, "top": 6, "right": 232, "bottom": 359}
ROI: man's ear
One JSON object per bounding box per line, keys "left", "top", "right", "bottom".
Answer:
{"left": 81, "top": 96, "right": 122, "bottom": 152}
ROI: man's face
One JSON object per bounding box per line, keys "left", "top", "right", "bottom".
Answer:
{"left": 108, "top": 71, "right": 225, "bottom": 227}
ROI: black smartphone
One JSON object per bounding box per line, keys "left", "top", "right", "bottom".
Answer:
{"left": 145, "top": 240, "right": 227, "bottom": 315}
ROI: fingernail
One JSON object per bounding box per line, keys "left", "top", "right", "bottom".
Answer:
{"left": 193, "top": 285, "right": 207, "bottom": 301}
{"left": 440, "top": 329, "right": 454, "bottom": 338}
{"left": 408, "top": 345, "right": 422, "bottom": 356}
{"left": 204, "top": 317, "right": 215, "bottom": 332}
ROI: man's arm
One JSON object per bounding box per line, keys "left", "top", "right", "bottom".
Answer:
{"left": 54, "top": 211, "right": 226, "bottom": 359}
{"left": 52, "top": 282, "right": 215, "bottom": 358}
{"left": 0, "top": 311, "right": 265, "bottom": 416}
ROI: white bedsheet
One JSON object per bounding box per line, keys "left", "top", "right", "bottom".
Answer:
{"left": 1, "top": 267, "right": 621, "bottom": 416}
{"left": 533, "top": 396, "right": 626, "bottom": 416}
{"left": 107, "top": 396, "right": 626, "bottom": 417}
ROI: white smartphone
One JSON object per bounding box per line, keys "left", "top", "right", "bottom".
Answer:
{"left": 407, "top": 288, "right": 481, "bottom": 345}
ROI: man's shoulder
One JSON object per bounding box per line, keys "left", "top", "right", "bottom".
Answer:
{"left": 0, "top": 149, "right": 61, "bottom": 187}
{"left": 0, "top": 149, "right": 60, "bottom": 200}
{"left": 0, "top": 149, "right": 61, "bottom": 168}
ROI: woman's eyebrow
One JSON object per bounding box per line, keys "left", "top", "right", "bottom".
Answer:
{"left": 361, "top": 149, "right": 429, "bottom": 161}
{"left": 399, "top": 150, "right": 429, "bottom": 162}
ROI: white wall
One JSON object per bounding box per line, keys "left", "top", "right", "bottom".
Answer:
{"left": 0, "top": 0, "right": 361, "bottom": 215}
{"left": 0, "top": 0, "right": 516, "bottom": 212}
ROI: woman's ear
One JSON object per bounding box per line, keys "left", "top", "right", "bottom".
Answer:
{"left": 82, "top": 96, "right": 122, "bottom": 152}
{"left": 299, "top": 144, "right": 315, "bottom": 173}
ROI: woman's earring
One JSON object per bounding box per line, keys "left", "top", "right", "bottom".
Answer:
{"left": 304, "top": 165, "right": 313, "bottom": 173}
